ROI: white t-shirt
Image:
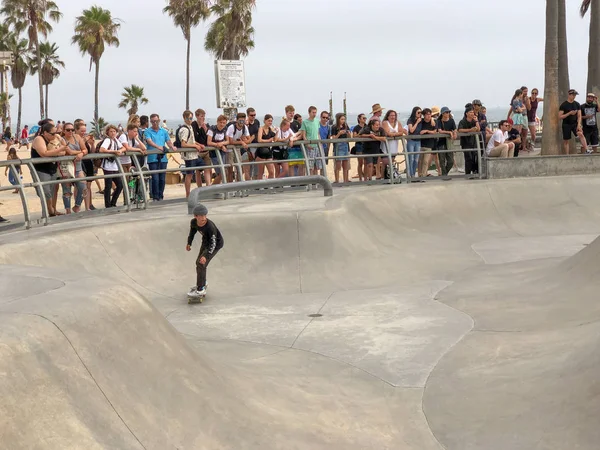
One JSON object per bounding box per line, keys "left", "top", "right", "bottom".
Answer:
{"left": 486, "top": 129, "right": 507, "bottom": 155}
{"left": 178, "top": 124, "right": 198, "bottom": 161}
{"left": 117, "top": 134, "right": 132, "bottom": 165}
{"left": 208, "top": 126, "right": 228, "bottom": 152}
{"left": 226, "top": 124, "right": 249, "bottom": 142}
{"left": 101, "top": 137, "right": 124, "bottom": 171}
{"left": 277, "top": 128, "right": 295, "bottom": 146}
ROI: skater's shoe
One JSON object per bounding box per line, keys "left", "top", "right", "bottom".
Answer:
{"left": 197, "top": 286, "right": 207, "bottom": 296}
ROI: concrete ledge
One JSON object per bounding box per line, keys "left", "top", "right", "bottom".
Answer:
{"left": 486, "top": 154, "right": 600, "bottom": 179}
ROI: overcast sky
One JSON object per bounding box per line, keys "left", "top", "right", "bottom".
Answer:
{"left": 6, "top": 0, "right": 592, "bottom": 124}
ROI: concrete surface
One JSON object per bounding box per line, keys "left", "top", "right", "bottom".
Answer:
{"left": 1, "top": 175, "right": 600, "bottom": 449}
{"left": 486, "top": 153, "right": 600, "bottom": 178}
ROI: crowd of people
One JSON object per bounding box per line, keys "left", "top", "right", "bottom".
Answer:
{"left": 0, "top": 87, "right": 598, "bottom": 223}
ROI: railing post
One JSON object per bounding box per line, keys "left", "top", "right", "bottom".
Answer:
{"left": 26, "top": 161, "right": 49, "bottom": 226}
{"left": 300, "top": 142, "right": 310, "bottom": 178}
{"left": 382, "top": 139, "right": 393, "bottom": 184}
{"left": 130, "top": 154, "right": 148, "bottom": 210}
{"left": 318, "top": 140, "right": 328, "bottom": 181}
{"left": 9, "top": 162, "right": 32, "bottom": 229}
{"left": 114, "top": 158, "right": 132, "bottom": 211}
{"left": 403, "top": 136, "right": 412, "bottom": 184}
{"left": 476, "top": 133, "right": 483, "bottom": 179}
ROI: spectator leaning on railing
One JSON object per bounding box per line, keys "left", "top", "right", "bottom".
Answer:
{"left": 436, "top": 106, "right": 457, "bottom": 177}
{"left": 99, "top": 125, "right": 126, "bottom": 208}
{"left": 458, "top": 107, "right": 480, "bottom": 176}
{"left": 31, "top": 121, "right": 68, "bottom": 216}
{"left": 144, "top": 113, "right": 177, "bottom": 200}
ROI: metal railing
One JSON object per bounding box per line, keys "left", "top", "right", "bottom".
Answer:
{"left": 0, "top": 131, "right": 483, "bottom": 229}
{"left": 187, "top": 176, "right": 333, "bottom": 213}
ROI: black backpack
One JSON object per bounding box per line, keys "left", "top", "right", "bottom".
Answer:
{"left": 173, "top": 125, "right": 185, "bottom": 148}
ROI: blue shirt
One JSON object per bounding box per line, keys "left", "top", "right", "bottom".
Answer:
{"left": 144, "top": 127, "right": 171, "bottom": 163}
{"left": 319, "top": 123, "right": 330, "bottom": 152}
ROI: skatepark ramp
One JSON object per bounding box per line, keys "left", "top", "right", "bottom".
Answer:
{"left": 1, "top": 176, "right": 600, "bottom": 449}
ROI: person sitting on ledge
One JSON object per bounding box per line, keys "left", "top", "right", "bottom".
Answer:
{"left": 486, "top": 120, "right": 515, "bottom": 158}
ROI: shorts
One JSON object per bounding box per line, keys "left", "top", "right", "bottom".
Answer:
{"left": 363, "top": 146, "right": 382, "bottom": 165}
{"left": 20, "top": 139, "right": 28, "bottom": 146}
{"left": 306, "top": 145, "right": 323, "bottom": 170}
{"left": 37, "top": 171, "right": 57, "bottom": 200}
{"left": 288, "top": 148, "right": 304, "bottom": 166}
{"left": 184, "top": 158, "right": 208, "bottom": 169}
{"left": 82, "top": 159, "right": 95, "bottom": 177}
{"left": 334, "top": 142, "right": 350, "bottom": 162}
{"left": 528, "top": 121, "right": 537, "bottom": 127}
{"left": 255, "top": 147, "right": 273, "bottom": 159}
{"left": 583, "top": 127, "right": 599, "bottom": 146}
{"left": 512, "top": 113, "right": 526, "bottom": 127}
{"left": 272, "top": 147, "right": 288, "bottom": 161}
{"left": 562, "top": 123, "right": 579, "bottom": 141}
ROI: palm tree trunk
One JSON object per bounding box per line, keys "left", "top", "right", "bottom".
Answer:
{"left": 588, "top": 0, "right": 600, "bottom": 97}
{"left": 542, "top": 0, "right": 561, "bottom": 156}
{"left": 94, "top": 60, "right": 100, "bottom": 133}
{"left": 558, "top": 0, "right": 576, "bottom": 153}
{"left": 186, "top": 37, "right": 191, "bottom": 110}
{"left": 16, "top": 87, "right": 22, "bottom": 136}
{"left": 558, "top": 0, "right": 570, "bottom": 101}
{"left": 45, "top": 84, "right": 49, "bottom": 118}
{"left": 0, "top": 70, "right": 4, "bottom": 131}
{"left": 34, "top": 35, "right": 44, "bottom": 119}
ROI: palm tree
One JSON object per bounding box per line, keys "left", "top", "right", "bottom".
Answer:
{"left": 204, "top": 0, "right": 256, "bottom": 118}
{"left": 89, "top": 116, "right": 107, "bottom": 138}
{"left": 163, "top": 0, "right": 210, "bottom": 110}
{"left": 542, "top": 0, "right": 561, "bottom": 155}
{"left": 72, "top": 6, "right": 120, "bottom": 136}
{"left": 29, "top": 41, "right": 64, "bottom": 118}
{"left": 0, "top": 92, "right": 13, "bottom": 130}
{"left": 0, "top": 0, "right": 62, "bottom": 119}
{"left": 8, "top": 34, "right": 31, "bottom": 135}
{"left": 204, "top": 0, "right": 256, "bottom": 60}
{"left": 581, "top": 0, "right": 600, "bottom": 97}
{"left": 118, "top": 84, "right": 149, "bottom": 116}
{"left": 0, "top": 23, "right": 13, "bottom": 129}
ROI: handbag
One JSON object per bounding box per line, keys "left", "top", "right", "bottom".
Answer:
{"left": 58, "top": 159, "right": 75, "bottom": 179}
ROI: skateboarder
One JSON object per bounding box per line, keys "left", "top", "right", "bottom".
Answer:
{"left": 186, "top": 203, "right": 224, "bottom": 297}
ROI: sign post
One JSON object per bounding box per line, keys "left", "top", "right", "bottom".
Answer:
{"left": 214, "top": 60, "right": 246, "bottom": 120}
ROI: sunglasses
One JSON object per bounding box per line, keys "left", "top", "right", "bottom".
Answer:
{"left": 186, "top": 116, "right": 193, "bottom": 120}
{"left": 150, "top": 119, "right": 160, "bottom": 123}
{"left": 322, "top": 116, "right": 329, "bottom": 119}
{"left": 45, "top": 131, "right": 57, "bottom": 135}
{"left": 65, "top": 128, "right": 74, "bottom": 132}
{"left": 249, "top": 114, "right": 256, "bottom": 117}
{"left": 416, "top": 111, "right": 422, "bottom": 114}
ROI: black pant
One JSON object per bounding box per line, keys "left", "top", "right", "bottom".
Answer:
{"left": 463, "top": 150, "right": 478, "bottom": 175}
{"left": 103, "top": 170, "right": 123, "bottom": 207}
{"left": 196, "top": 248, "right": 220, "bottom": 288}
{"left": 437, "top": 143, "right": 454, "bottom": 176}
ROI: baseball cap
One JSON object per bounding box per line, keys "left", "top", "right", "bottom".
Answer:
{"left": 587, "top": 92, "right": 597, "bottom": 97}
{"left": 441, "top": 106, "right": 451, "bottom": 114}
{"left": 472, "top": 99, "right": 482, "bottom": 106}
{"left": 568, "top": 89, "right": 579, "bottom": 95}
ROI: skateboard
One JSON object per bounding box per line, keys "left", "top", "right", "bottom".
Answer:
{"left": 187, "top": 285, "right": 208, "bottom": 304}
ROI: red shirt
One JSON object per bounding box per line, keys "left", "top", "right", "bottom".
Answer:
{"left": 21, "top": 128, "right": 28, "bottom": 139}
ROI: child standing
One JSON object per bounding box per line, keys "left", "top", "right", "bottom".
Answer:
{"left": 186, "top": 203, "right": 224, "bottom": 296}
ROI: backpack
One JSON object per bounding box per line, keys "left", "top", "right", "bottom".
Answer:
{"left": 173, "top": 125, "right": 186, "bottom": 148}
{"left": 94, "top": 138, "right": 112, "bottom": 169}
